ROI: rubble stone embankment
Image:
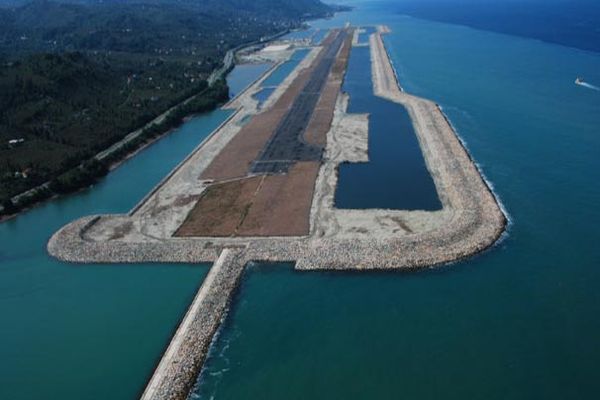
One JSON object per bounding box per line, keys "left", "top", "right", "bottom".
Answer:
{"left": 140, "top": 248, "right": 246, "bottom": 400}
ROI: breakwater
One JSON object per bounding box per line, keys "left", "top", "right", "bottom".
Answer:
{"left": 140, "top": 249, "right": 246, "bottom": 400}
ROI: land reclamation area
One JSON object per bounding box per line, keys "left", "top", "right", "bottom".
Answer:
{"left": 48, "top": 24, "right": 506, "bottom": 274}
{"left": 176, "top": 29, "right": 352, "bottom": 237}
{"left": 47, "top": 23, "right": 505, "bottom": 400}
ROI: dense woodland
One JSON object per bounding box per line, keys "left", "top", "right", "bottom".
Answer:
{"left": 0, "top": 0, "right": 340, "bottom": 211}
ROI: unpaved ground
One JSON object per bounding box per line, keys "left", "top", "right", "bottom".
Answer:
{"left": 238, "top": 161, "right": 320, "bottom": 236}
{"left": 175, "top": 176, "right": 263, "bottom": 237}
{"left": 304, "top": 31, "right": 352, "bottom": 146}
{"left": 202, "top": 30, "right": 342, "bottom": 180}
{"left": 49, "top": 26, "right": 506, "bottom": 271}
{"left": 184, "top": 29, "right": 350, "bottom": 237}
{"left": 175, "top": 161, "right": 319, "bottom": 237}
{"left": 114, "top": 43, "right": 320, "bottom": 240}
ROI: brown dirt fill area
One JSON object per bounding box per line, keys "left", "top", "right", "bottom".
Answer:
{"left": 304, "top": 29, "right": 353, "bottom": 147}
{"left": 176, "top": 162, "right": 319, "bottom": 237}
{"left": 237, "top": 161, "right": 320, "bottom": 236}
{"left": 201, "top": 30, "right": 341, "bottom": 181}
{"left": 180, "top": 30, "right": 351, "bottom": 237}
{"left": 174, "top": 176, "right": 262, "bottom": 237}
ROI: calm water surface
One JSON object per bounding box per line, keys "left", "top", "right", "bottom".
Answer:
{"left": 282, "top": 29, "right": 315, "bottom": 41}
{"left": 252, "top": 88, "right": 276, "bottom": 108}
{"left": 226, "top": 63, "right": 272, "bottom": 98}
{"left": 336, "top": 45, "right": 441, "bottom": 210}
{"left": 0, "top": 65, "right": 267, "bottom": 399}
{"left": 261, "top": 49, "right": 311, "bottom": 87}
{"left": 193, "top": 4, "right": 600, "bottom": 399}
{"left": 357, "top": 25, "right": 376, "bottom": 44}
{"left": 312, "top": 28, "right": 329, "bottom": 45}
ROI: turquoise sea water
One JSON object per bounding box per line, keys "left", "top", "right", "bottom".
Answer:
{"left": 0, "top": 65, "right": 267, "bottom": 399}
{"left": 193, "top": 4, "right": 600, "bottom": 399}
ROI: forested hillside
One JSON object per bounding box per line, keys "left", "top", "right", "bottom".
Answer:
{"left": 0, "top": 0, "right": 340, "bottom": 209}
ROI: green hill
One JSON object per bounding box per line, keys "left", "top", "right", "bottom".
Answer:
{"left": 0, "top": 0, "right": 338, "bottom": 205}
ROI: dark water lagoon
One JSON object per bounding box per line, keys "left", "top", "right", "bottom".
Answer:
{"left": 357, "top": 25, "right": 376, "bottom": 45}
{"left": 336, "top": 45, "right": 441, "bottom": 210}
{"left": 192, "top": 3, "right": 600, "bottom": 400}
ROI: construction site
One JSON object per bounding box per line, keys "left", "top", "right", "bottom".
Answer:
{"left": 48, "top": 25, "right": 506, "bottom": 400}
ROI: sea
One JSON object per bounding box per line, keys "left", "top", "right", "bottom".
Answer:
{"left": 1, "top": 1, "right": 600, "bottom": 399}
{"left": 192, "top": 2, "right": 600, "bottom": 399}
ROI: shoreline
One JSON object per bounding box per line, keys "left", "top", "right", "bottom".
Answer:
{"left": 0, "top": 30, "right": 291, "bottom": 223}
{"left": 47, "top": 26, "right": 507, "bottom": 399}
{"left": 47, "top": 26, "right": 506, "bottom": 270}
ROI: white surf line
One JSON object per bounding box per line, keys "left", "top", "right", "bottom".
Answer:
{"left": 576, "top": 82, "right": 600, "bottom": 91}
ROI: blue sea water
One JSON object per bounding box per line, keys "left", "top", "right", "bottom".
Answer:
{"left": 375, "top": 0, "right": 600, "bottom": 54}
{"left": 281, "top": 29, "right": 315, "bottom": 41}
{"left": 192, "top": 3, "right": 600, "bottom": 399}
{"left": 0, "top": 65, "right": 267, "bottom": 400}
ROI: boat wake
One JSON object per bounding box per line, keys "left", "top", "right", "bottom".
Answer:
{"left": 576, "top": 81, "right": 600, "bottom": 91}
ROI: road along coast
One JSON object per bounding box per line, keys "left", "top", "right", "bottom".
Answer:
{"left": 47, "top": 25, "right": 506, "bottom": 400}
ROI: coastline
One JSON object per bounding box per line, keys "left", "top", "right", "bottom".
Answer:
{"left": 46, "top": 25, "right": 508, "bottom": 400}
{"left": 0, "top": 30, "right": 291, "bottom": 223}
{"left": 48, "top": 27, "right": 507, "bottom": 270}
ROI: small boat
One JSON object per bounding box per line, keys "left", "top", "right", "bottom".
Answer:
{"left": 575, "top": 77, "right": 585, "bottom": 85}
